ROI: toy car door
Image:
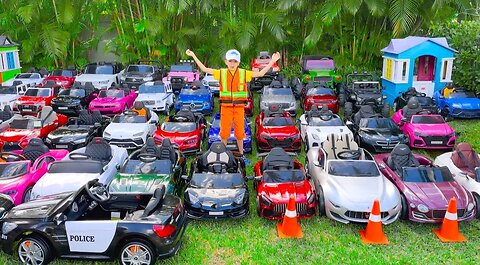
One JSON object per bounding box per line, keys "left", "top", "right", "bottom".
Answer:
{"left": 65, "top": 220, "right": 118, "bottom": 253}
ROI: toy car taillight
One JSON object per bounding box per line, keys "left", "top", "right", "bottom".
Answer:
{"left": 153, "top": 224, "right": 176, "bottom": 238}
{"left": 335, "top": 76, "right": 341, "bottom": 81}
{"left": 305, "top": 76, "right": 311, "bottom": 82}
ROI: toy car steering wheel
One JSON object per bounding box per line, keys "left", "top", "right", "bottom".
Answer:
{"left": 69, "top": 153, "right": 92, "bottom": 160}
{"left": 206, "top": 161, "right": 229, "bottom": 174}
{"left": 272, "top": 163, "right": 293, "bottom": 170}
{"left": 173, "top": 115, "right": 189, "bottom": 122}
{"left": 319, "top": 113, "right": 333, "bottom": 121}
{"left": 337, "top": 150, "right": 361, "bottom": 160}
{"left": 417, "top": 109, "right": 431, "bottom": 115}
{"left": 138, "top": 153, "right": 158, "bottom": 163}
{"left": 84, "top": 180, "right": 111, "bottom": 202}
{"left": 0, "top": 152, "right": 27, "bottom": 162}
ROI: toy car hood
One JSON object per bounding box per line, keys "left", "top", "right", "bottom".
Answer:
{"left": 3, "top": 192, "right": 69, "bottom": 219}
{"left": 31, "top": 172, "right": 101, "bottom": 200}
{"left": 187, "top": 187, "right": 244, "bottom": 204}
{"left": 307, "top": 126, "right": 351, "bottom": 139}
{"left": 2, "top": 77, "right": 42, "bottom": 87}
{"left": 448, "top": 98, "right": 480, "bottom": 110}
{"left": 178, "top": 93, "right": 210, "bottom": 102}
{"left": 109, "top": 174, "right": 172, "bottom": 194}
{"left": 75, "top": 74, "right": 115, "bottom": 82}
{"left": 17, "top": 96, "right": 49, "bottom": 103}
{"left": 104, "top": 122, "right": 149, "bottom": 138}
{"left": 359, "top": 127, "right": 403, "bottom": 138}
{"left": 0, "top": 169, "right": 29, "bottom": 191}
{"left": 263, "top": 95, "right": 295, "bottom": 104}
{"left": 262, "top": 181, "right": 310, "bottom": 203}
{"left": 410, "top": 122, "right": 454, "bottom": 135}
{"left": 403, "top": 181, "right": 469, "bottom": 210}
{"left": 136, "top": 93, "right": 167, "bottom": 102}
{"left": 48, "top": 126, "right": 91, "bottom": 139}
{"left": 261, "top": 126, "right": 298, "bottom": 137}
{"left": 0, "top": 94, "right": 19, "bottom": 104}
{"left": 92, "top": 96, "right": 124, "bottom": 104}
{"left": 0, "top": 128, "right": 36, "bottom": 140}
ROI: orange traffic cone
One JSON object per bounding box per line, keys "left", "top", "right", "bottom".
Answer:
{"left": 359, "top": 199, "right": 389, "bottom": 244}
{"left": 433, "top": 198, "right": 466, "bottom": 242}
{"left": 277, "top": 195, "right": 303, "bottom": 238}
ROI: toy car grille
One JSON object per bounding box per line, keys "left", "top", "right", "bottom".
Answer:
{"left": 432, "top": 209, "right": 465, "bottom": 219}
{"left": 421, "top": 136, "right": 448, "bottom": 145}
{"left": 345, "top": 210, "right": 389, "bottom": 220}
{"left": 171, "top": 77, "right": 185, "bottom": 83}
{"left": 182, "top": 103, "right": 203, "bottom": 108}
{"left": 273, "top": 203, "right": 307, "bottom": 214}
{"left": 313, "top": 77, "right": 330, "bottom": 82}
{"left": 265, "top": 138, "right": 293, "bottom": 148}
{"left": 142, "top": 100, "right": 155, "bottom": 105}
{"left": 268, "top": 103, "right": 289, "bottom": 109}
{"left": 208, "top": 81, "right": 219, "bottom": 87}
{"left": 375, "top": 140, "right": 399, "bottom": 147}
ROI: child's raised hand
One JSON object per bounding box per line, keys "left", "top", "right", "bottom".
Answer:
{"left": 185, "top": 49, "right": 195, "bottom": 57}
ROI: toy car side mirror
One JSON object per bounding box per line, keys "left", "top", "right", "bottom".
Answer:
{"left": 92, "top": 93, "right": 98, "bottom": 97}
{"left": 54, "top": 213, "right": 67, "bottom": 225}
{"left": 149, "top": 120, "right": 158, "bottom": 125}
{"left": 181, "top": 175, "right": 189, "bottom": 181}
{"left": 254, "top": 175, "right": 262, "bottom": 181}
{"left": 312, "top": 160, "right": 320, "bottom": 167}
{"left": 401, "top": 117, "right": 407, "bottom": 122}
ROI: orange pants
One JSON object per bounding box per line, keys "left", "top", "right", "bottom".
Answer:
{"left": 219, "top": 104, "right": 245, "bottom": 141}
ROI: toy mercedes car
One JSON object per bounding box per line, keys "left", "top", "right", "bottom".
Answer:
{"left": 136, "top": 81, "right": 175, "bottom": 114}
{"left": 50, "top": 84, "right": 98, "bottom": 116}
{"left": 207, "top": 113, "right": 252, "bottom": 153}
{"left": 255, "top": 106, "right": 301, "bottom": 152}
{"left": 174, "top": 83, "right": 214, "bottom": 115}
{"left": 88, "top": 86, "right": 138, "bottom": 116}
{"left": 254, "top": 147, "right": 316, "bottom": 219}
{"left": 75, "top": 62, "right": 124, "bottom": 89}
{"left": 0, "top": 180, "right": 187, "bottom": 264}
{"left": 306, "top": 133, "right": 401, "bottom": 224}
{"left": 0, "top": 83, "right": 29, "bottom": 110}
{"left": 183, "top": 142, "right": 249, "bottom": 219}
{"left": 259, "top": 81, "right": 297, "bottom": 117}
{"left": 120, "top": 60, "right": 167, "bottom": 89}
{"left": 375, "top": 144, "right": 476, "bottom": 222}
{"left": 434, "top": 88, "right": 480, "bottom": 118}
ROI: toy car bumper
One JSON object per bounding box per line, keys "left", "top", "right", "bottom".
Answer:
{"left": 304, "top": 102, "right": 339, "bottom": 113}
{"left": 207, "top": 138, "right": 252, "bottom": 154}
{"left": 450, "top": 108, "right": 480, "bottom": 119}
{"left": 52, "top": 105, "right": 83, "bottom": 116}
{"left": 185, "top": 202, "right": 249, "bottom": 220}
{"left": 257, "top": 136, "right": 301, "bottom": 152}
{"left": 89, "top": 106, "right": 124, "bottom": 116}
{"left": 122, "top": 80, "right": 146, "bottom": 90}
{"left": 175, "top": 103, "right": 212, "bottom": 115}
{"left": 410, "top": 135, "right": 456, "bottom": 149}
{"left": 325, "top": 200, "right": 401, "bottom": 224}
{"left": 259, "top": 200, "right": 316, "bottom": 220}
{"left": 16, "top": 104, "right": 43, "bottom": 115}
{"left": 45, "top": 139, "right": 87, "bottom": 151}
{"left": 408, "top": 207, "right": 475, "bottom": 223}
{"left": 104, "top": 137, "right": 145, "bottom": 149}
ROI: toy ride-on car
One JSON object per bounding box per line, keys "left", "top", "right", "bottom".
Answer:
{"left": 254, "top": 147, "right": 316, "bottom": 219}
{"left": 45, "top": 110, "right": 108, "bottom": 151}
{"left": 109, "top": 138, "right": 186, "bottom": 197}
{"left": 435, "top": 142, "right": 480, "bottom": 218}
{"left": 375, "top": 144, "right": 476, "bottom": 222}
{"left": 306, "top": 133, "right": 401, "bottom": 224}
{"left": 75, "top": 61, "right": 125, "bottom": 90}
{"left": 154, "top": 106, "right": 206, "bottom": 154}
{"left": 302, "top": 83, "right": 340, "bottom": 112}
{"left": 121, "top": 60, "right": 167, "bottom": 89}
{"left": 433, "top": 88, "right": 480, "bottom": 119}
{"left": 344, "top": 72, "right": 389, "bottom": 118}
{"left": 393, "top": 87, "right": 438, "bottom": 112}
{"left": 174, "top": 82, "right": 214, "bottom": 115}
{"left": 13, "top": 86, "right": 61, "bottom": 116}
{"left": 259, "top": 81, "right": 297, "bottom": 117}
{"left": 50, "top": 83, "right": 98, "bottom": 116}
{"left": 299, "top": 105, "right": 353, "bottom": 151}
{"left": 347, "top": 105, "right": 407, "bottom": 153}
{"left": 183, "top": 142, "right": 249, "bottom": 219}
{"left": 42, "top": 68, "right": 79, "bottom": 88}
{"left": 249, "top": 51, "right": 280, "bottom": 91}
{"left": 88, "top": 86, "right": 138, "bottom": 116}
{"left": 136, "top": 81, "right": 175, "bottom": 114}
{"left": 0, "top": 180, "right": 187, "bottom": 264}
{"left": 0, "top": 138, "right": 69, "bottom": 204}
{"left": 392, "top": 97, "right": 456, "bottom": 149}
{"left": 207, "top": 113, "right": 253, "bottom": 153}
{"left": 301, "top": 55, "right": 342, "bottom": 92}
{"left": 163, "top": 61, "right": 201, "bottom": 93}
{"left": 255, "top": 105, "right": 301, "bottom": 152}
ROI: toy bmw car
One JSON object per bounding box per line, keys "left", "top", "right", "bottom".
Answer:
{"left": 174, "top": 83, "right": 214, "bottom": 115}
{"left": 0, "top": 180, "right": 187, "bottom": 264}
{"left": 434, "top": 88, "right": 480, "bottom": 118}
{"left": 207, "top": 113, "right": 252, "bottom": 153}
{"left": 51, "top": 85, "right": 98, "bottom": 116}
{"left": 75, "top": 62, "right": 124, "bottom": 90}
{"left": 120, "top": 60, "right": 167, "bottom": 89}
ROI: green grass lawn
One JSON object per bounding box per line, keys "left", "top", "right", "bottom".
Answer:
{"left": 2, "top": 92, "right": 480, "bottom": 264}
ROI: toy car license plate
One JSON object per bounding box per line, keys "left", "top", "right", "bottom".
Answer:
{"left": 56, "top": 145, "right": 68, "bottom": 148}
{"left": 58, "top": 107, "right": 68, "bottom": 110}
{"left": 22, "top": 106, "right": 32, "bottom": 110}
{"left": 209, "top": 211, "right": 224, "bottom": 216}
{"left": 431, "top": 141, "right": 443, "bottom": 144}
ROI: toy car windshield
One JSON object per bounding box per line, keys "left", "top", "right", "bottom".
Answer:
{"left": 10, "top": 119, "right": 36, "bottom": 129}
{"left": 306, "top": 87, "right": 335, "bottom": 96}
{"left": 0, "top": 162, "right": 28, "bottom": 179}
{"left": 360, "top": 118, "right": 397, "bottom": 129}
{"left": 449, "top": 91, "right": 476, "bottom": 98}
{"left": 126, "top": 65, "right": 154, "bottom": 73}
{"left": 163, "top": 122, "right": 196, "bottom": 132}
{"left": 58, "top": 88, "right": 86, "bottom": 97}
{"left": 305, "top": 60, "right": 335, "bottom": 70}
{"left": 0, "top": 86, "right": 16, "bottom": 94}
{"left": 309, "top": 117, "right": 344, "bottom": 127}
{"left": 190, "top": 173, "right": 244, "bottom": 189}
{"left": 24, "top": 88, "right": 51, "bottom": 97}
{"left": 84, "top": 64, "right": 114, "bottom": 75}
{"left": 171, "top": 65, "right": 193, "bottom": 72}
{"left": 181, "top": 87, "right": 209, "bottom": 95}
{"left": 263, "top": 117, "right": 294, "bottom": 126}
{"left": 328, "top": 160, "right": 379, "bottom": 177}
{"left": 402, "top": 166, "right": 453, "bottom": 183}
{"left": 99, "top": 89, "right": 124, "bottom": 98}
{"left": 262, "top": 169, "right": 305, "bottom": 183}
{"left": 411, "top": 115, "right": 445, "bottom": 124}
{"left": 139, "top": 84, "right": 165, "bottom": 93}
{"left": 16, "top": 73, "right": 35, "bottom": 79}
{"left": 121, "top": 159, "right": 172, "bottom": 174}
{"left": 50, "top": 70, "right": 75, "bottom": 77}
{"left": 112, "top": 115, "right": 147, "bottom": 124}
{"left": 48, "top": 160, "right": 103, "bottom": 174}
{"left": 354, "top": 82, "right": 381, "bottom": 91}
{"left": 264, "top": 88, "right": 292, "bottom": 96}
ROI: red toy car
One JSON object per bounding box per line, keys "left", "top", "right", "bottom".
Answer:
{"left": 255, "top": 106, "right": 301, "bottom": 152}
{"left": 302, "top": 85, "right": 339, "bottom": 113}
{"left": 154, "top": 107, "right": 206, "bottom": 154}
{"left": 41, "top": 69, "right": 79, "bottom": 88}
{"left": 0, "top": 106, "right": 68, "bottom": 150}
{"left": 250, "top": 51, "right": 281, "bottom": 91}
{"left": 254, "top": 147, "right": 316, "bottom": 219}
{"left": 244, "top": 89, "right": 254, "bottom": 117}
{"left": 13, "top": 87, "right": 61, "bottom": 115}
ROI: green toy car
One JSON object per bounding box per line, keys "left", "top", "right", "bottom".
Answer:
{"left": 301, "top": 55, "right": 343, "bottom": 90}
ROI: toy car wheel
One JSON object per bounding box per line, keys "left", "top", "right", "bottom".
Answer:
{"left": 473, "top": 193, "right": 480, "bottom": 219}
{"left": 441, "top": 107, "right": 450, "bottom": 118}
{"left": 344, "top": 102, "right": 353, "bottom": 118}
{"left": 400, "top": 195, "right": 408, "bottom": 220}
{"left": 256, "top": 197, "right": 261, "bottom": 216}
{"left": 17, "top": 236, "right": 52, "bottom": 265}
{"left": 355, "top": 135, "right": 362, "bottom": 146}
{"left": 22, "top": 186, "right": 33, "bottom": 203}
{"left": 119, "top": 240, "right": 156, "bottom": 265}
{"left": 338, "top": 93, "right": 346, "bottom": 106}
{"left": 164, "top": 104, "right": 170, "bottom": 115}
{"left": 317, "top": 188, "right": 326, "bottom": 216}
{"left": 382, "top": 103, "right": 390, "bottom": 117}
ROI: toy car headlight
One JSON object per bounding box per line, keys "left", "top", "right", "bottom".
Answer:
{"left": 417, "top": 204, "right": 429, "bottom": 213}
{"left": 204, "top": 102, "right": 210, "bottom": 106}
{"left": 143, "top": 76, "right": 153, "bottom": 81}
{"left": 2, "top": 222, "right": 17, "bottom": 234}
{"left": 188, "top": 192, "right": 199, "bottom": 204}
{"left": 45, "top": 137, "right": 52, "bottom": 143}
{"left": 104, "top": 132, "right": 111, "bottom": 137}
{"left": 290, "top": 102, "right": 295, "bottom": 107}
{"left": 312, "top": 134, "right": 320, "bottom": 140}
{"left": 133, "top": 132, "right": 143, "bottom": 137}
{"left": 307, "top": 193, "right": 315, "bottom": 204}
{"left": 261, "top": 195, "right": 272, "bottom": 206}
{"left": 261, "top": 102, "right": 268, "bottom": 107}
{"left": 413, "top": 132, "right": 423, "bottom": 137}
{"left": 467, "top": 202, "right": 474, "bottom": 212}
{"left": 233, "top": 191, "right": 245, "bottom": 205}
{"left": 377, "top": 97, "right": 383, "bottom": 102}
{"left": 350, "top": 95, "right": 356, "bottom": 100}
{"left": 73, "top": 138, "right": 85, "bottom": 144}
{"left": 447, "top": 132, "right": 455, "bottom": 138}
{"left": 120, "top": 75, "right": 126, "bottom": 81}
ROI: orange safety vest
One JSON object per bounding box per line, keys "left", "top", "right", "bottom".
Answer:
{"left": 219, "top": 68, "right": 248, "bottom": 104}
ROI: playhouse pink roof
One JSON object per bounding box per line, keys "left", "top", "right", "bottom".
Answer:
{"left": 381, "top": 36, "right": 457, "bottom": 54}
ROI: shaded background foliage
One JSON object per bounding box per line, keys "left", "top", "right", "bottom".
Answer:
{"left": 0, "top": 0, "right": 478, "bottom": 89}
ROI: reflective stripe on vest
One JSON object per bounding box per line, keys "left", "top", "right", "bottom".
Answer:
{"left": 219, "top": 68, "right": 248, "bottom": 101}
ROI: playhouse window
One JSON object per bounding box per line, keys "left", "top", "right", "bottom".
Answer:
{"left": 440, "top": 58, "right": 454, "bottom": 82}
{"left": 394, "top": 60, "right": 409, "bottom": 83}
{"left": 382, "top": 57, "right": 395, "bottom": 81}
{"left": 0, "top": 53, "right": 4, "bottom": 71}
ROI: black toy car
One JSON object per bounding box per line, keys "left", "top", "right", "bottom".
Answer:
{"left": 45, "top": 110, "right": 109, "bottom": 151}
{"left": 393, "top": 87, "right": 439, "bottom": 112}
{"left": 0, "top": 180, "right": 187, "bottom": 264}
{"left": 51, "top": 83, "right": 98, "bottom": 116}
{"left": 344, "top": 72, "right": 390, "bottom": 118}
{"left": 347, "top": 105, "right": 407, "bottom": 153}
{"left": 121, "top": 60, "right": 167, "bottom": 89}
{"left": 182, "top": 142, "right": 250, "bottom": 219}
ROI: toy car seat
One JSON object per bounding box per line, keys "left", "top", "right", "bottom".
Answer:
{"left": 174, "top": 107, "right": 196, "bottom": 122}
{"left": 84, "top": 82, "right": 95, "bottom": 92}
{"left": 22, "top": 138, "right": 49, "bottom": 163}
{"left": 131, "top": 101, "right": 151, "bottom": 120}
{"left": 39, "top": 67, "right": 49, "bottom": 77}
{"left": 157, "top": 138, "right": 177, "bottom": 165}
{"left": 334, "top": 134, "right": 361, "bottom": 159}
{"left": 141, "top": 185, "right": 166, "bottom": 217}
{"left": 43, "top": 80, "right": 57, "bottom": 88}
{"left": 387, "top": 144, "right": 420, "bottom": 175}
{"left": 38, "top": 106, "right": 57, "bottom": 126}
{"left": 91, "top": 110, "right": 103, "bottom": 124}
{"left": 141, "top": 137, "right": 162, "bottom": 158}
{"left": 262, "top": 147, "right": 294, "bottom": 171}
{"left": 354, "top": 105, "right": 376, "bottom": 125}
{"left": 12, "top": 80, "right": 23, "bottom": 87}
{"left": 0, "top": 106, "right": 13, "bottom": 122}
{"left": 200, "top": 142, "right": 236, "bottom": 173}
{"left": 78, "top": 110, "right": 93, "bottom": 125}
{"left": 443, "top": 84, "right": 455, "bottom": 98}
{"left": 402, "top": 97, "right": 422, "bottom": 120}
{"left": 451, "top": 142, "right": 480, "bottom": 177}
{"left": 85, "top": 137, "right": 112, "bottom": 164}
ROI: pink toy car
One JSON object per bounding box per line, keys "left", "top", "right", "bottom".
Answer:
{"left": 88, "top": 87, "right": 137, "bottom": 116}
{"left": 163, "top": 62, "right": 200, "bottom": 93}
{"left": 392, "top": 98, "right": 455, "bottom": 149}
{"left": 0, "top": 138, "right": 68, "bottom": 204}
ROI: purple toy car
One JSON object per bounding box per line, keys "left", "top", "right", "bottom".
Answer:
{"left": 88, "top": 87, "right": 137, "bottom": 116}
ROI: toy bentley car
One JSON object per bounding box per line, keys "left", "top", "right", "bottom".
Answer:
{"left": 0, "top": 180, "right": 187, "bottom": 264}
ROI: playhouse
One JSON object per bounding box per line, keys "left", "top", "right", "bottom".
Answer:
{"left": 0, "top": 35, "right": 21, "bottom": 85}
{"left": 381, "top": 36, "right": 456, "bottom": 104}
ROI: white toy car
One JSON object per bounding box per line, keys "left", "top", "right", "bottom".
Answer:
{"left": 2, "top": 72, "right": 44, "bottom": 88}
{"left": 300, "top": 107, "right": 353, "bottom": 150}
{"left": 434, "top": 142, "right": 480, "bottom": 217}
{"left": 103, "top": 107, "right": 158, "bottom": 149}
{"left": 202, "top": 73, "right": 219, "bottom": 95}
{"left": 31, "top": 137, "right": 128, "bottom": 199}
{"left": 306, "top": 133, "right": 401, "bottom": 224}
{"left": 75, "top": 62, "right": 124, "bottom": 89}
{"left": 0, "top": 83, "right": 29, "bottom": 109}
{"left": 136, "top": 81, "right": 174, "bottom": 114}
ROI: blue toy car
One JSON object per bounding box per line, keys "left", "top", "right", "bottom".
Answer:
{"left": 433, "top": 89, "right": 480, "bottom": 118}
{"left": 174, "top": 82, "right": 214, "bottom": 115}
{"left": 207, "top": 113, "right": 253, "bottom": 153}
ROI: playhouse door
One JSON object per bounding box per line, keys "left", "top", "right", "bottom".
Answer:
{"left": 413, "top": 55, "right": 435, "bottom": 97}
